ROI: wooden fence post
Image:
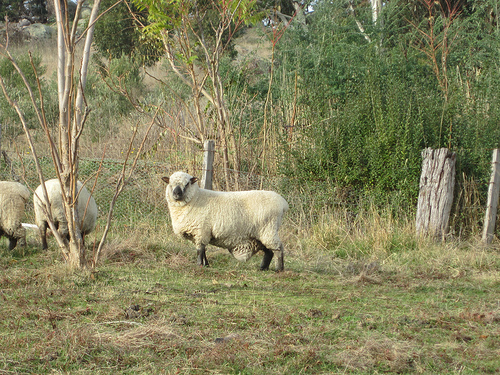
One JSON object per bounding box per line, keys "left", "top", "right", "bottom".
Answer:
{"left": 201, "top": 140, "right": 214, "bottom": 190}
{"left": 482, "top": 149, "right": 500, "bottom": 244}
{"left": 416, "top": 147, "right": 456, "bottom": 240}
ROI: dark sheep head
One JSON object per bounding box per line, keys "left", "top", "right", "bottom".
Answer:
{"left": 162, "top": 173, "right": 199, "bottom": 203}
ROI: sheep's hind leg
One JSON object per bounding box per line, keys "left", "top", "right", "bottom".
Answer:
{"left": 197, "top": 244, "right": 209, "bottom": 267}
{"left": 276, "top": 243, "right": 284, "bottom": 272}
{"left": 8, "top": 237, "right": 17, "bottom": 251}
{"left": 260, "top": 248, "right": 274, "bottom": 271}
{"left": 40, "top": 222, "right": 49, "bottom": 250}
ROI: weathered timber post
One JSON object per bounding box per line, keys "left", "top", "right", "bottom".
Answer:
{"left": 201, "top": 140, "right": 215, "bottom": 190}
{"left": 482, "top": 149, "right": 500, "bottom": 244}
{"left": 416, "top": 147, "right": 456, "bottom": 240}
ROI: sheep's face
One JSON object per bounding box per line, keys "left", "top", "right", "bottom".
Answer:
{"left": 162, "top": 172, "right": 199, "bottom": 206}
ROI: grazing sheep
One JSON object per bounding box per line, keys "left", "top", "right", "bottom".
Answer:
{"left": 162, "top": 171, "right": 289, "bottom": 271}
{"left": 33, "top": 179, "right": 97, "bottom": 249}
{"left": 0, "top": 181, "right": 30, "bottom": 250}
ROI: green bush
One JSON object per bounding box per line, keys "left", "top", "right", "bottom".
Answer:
{"left": 84, "top": 55, "right": 145, "bottom": 139}
{"left": 273, "top": 0, "right": 500, "bottom": 210}
{"left": 0, "top": 53, "right": 57, "bottom": 137}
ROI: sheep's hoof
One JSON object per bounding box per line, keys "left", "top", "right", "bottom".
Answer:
{"left": 197, "top": 249, "right": 209, "bottom": 267}
{"left": 197, "top": 259, "right": 210, "bottom": 267}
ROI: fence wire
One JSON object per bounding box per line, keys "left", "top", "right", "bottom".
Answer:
{"left": 0, "top": 152, "right": 291, "bottom": 227}
{"left": 0, "top": 149, "right": 497, "bottom": 240}
{"left": 0, "top": 154, "right": 172, "bottom": 226}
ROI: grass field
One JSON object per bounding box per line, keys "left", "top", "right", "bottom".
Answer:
{"left": 1, "top": 221, "right": 499, "bottom": 374}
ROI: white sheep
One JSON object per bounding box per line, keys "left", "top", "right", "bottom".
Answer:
{"left": 0, "top": 181, "right": 30, "bottom": 250}
{"left": 162, "top": 171, "right": 289, "bottom": 271}
{"left": 33, "top": 179, "right": 98, "bottom": 249}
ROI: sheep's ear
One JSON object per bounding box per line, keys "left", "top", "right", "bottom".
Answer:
{"left": 190, "top": 177, "right": 198, "bottom": 184}
{"left": 161, "top": 177, "right": 170, "bottom": 184}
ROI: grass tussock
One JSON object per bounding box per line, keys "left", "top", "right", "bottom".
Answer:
{"left": 285, "top": 201, "right": 500, "bottom": 280}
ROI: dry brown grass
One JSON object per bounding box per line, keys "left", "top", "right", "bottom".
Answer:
{"left": 333, "top": 334, "right": 415, "bottom": 373}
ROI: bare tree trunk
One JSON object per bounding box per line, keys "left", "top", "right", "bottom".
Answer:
{"left": 370, "top": 0, "right": 382, "bottom": 25}
{"left": 416, "top": 147, "right": 456, "bottom": 240}
{"left": 52, "top": 0, "right": 101, "bottom": 268}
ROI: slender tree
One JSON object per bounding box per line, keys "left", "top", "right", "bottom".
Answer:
{"left": 0, "top": 0, "right": 103, "bottom": 268}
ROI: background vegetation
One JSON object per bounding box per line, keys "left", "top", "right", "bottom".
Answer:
{"left": 0, "top": 0, "right": 500, "bottom": 373}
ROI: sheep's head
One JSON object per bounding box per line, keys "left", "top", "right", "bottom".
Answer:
{"left": 162, "top": 172, "right": 199, "bottom": 206}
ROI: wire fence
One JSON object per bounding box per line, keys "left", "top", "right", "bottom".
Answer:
{"left": 0, "top": 154, "right": 169, "bottom": 226}
{"left": 0, "top": 147, "right": 496, "bottom": 240}
{"left": 0, "top": 152, "right": 294, "bottom": 228}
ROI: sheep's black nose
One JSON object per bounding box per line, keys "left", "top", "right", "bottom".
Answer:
{"left": 172, "top": 186, "right": 183, "bottom": 200}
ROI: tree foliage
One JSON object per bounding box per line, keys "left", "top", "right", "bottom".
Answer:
{"left": 0, "top": 52, "right": 57, "bottom": 135}
{"left": 0, "top": 0, "right": 48, "bottom": 22}
{"left": 93, "top": 0, "right": 164, "bottom": 66}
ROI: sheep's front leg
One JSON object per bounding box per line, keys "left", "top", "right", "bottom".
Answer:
{"left": 260, "top": 248, "right": 274, "bottom": 271}
{"left": 197, "top": 244, "right": 209, "bottom": 267}
{"left": 10, "top": 226, "right": 26, "bottom": 250}
{"left": 39, "top": 222, "right": 49, "bottom": 250}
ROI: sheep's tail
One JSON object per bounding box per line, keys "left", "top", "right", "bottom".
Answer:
{"left": 22, "top": 223, "right": 39, "bottom": 230}
{"left": 282, "top": 197, "right": 290, "bottom": 214}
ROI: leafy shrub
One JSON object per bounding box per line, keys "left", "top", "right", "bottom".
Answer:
{"left": 84, "top": 55, "right": 145, "bottom": 139}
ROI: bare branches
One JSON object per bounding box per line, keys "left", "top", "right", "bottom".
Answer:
{"left": 407, "top": 0, "right": 463, "bottom": 102}
{"left": 348, "top": 2, "right": 372, "bottom": 43}
{"left": 93, "top": 108, "right": 160, "bottom": 266}
{"left": 134, "top": 0, "right": 259, "bottom": 189}
{"left": 1, "top": 0, "right": 117, "bottom": 268}
{"left": 0, "top": 71, "right": 70, "bottom": 259}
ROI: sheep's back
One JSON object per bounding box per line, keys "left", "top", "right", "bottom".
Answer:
{"left": 34, "top": 179, "right": 97, "bottom": 232}
{"left": 0, "top": 182, "right": 30, "bottom": 234}
{"left": 0, "top": 181, "right": 30, "bottom": 201}
{"left": 181, "top": 189, "right": 288, "bottom": 248}
{"left": 34, "top": 180, "right": 65, "bottom": 226}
